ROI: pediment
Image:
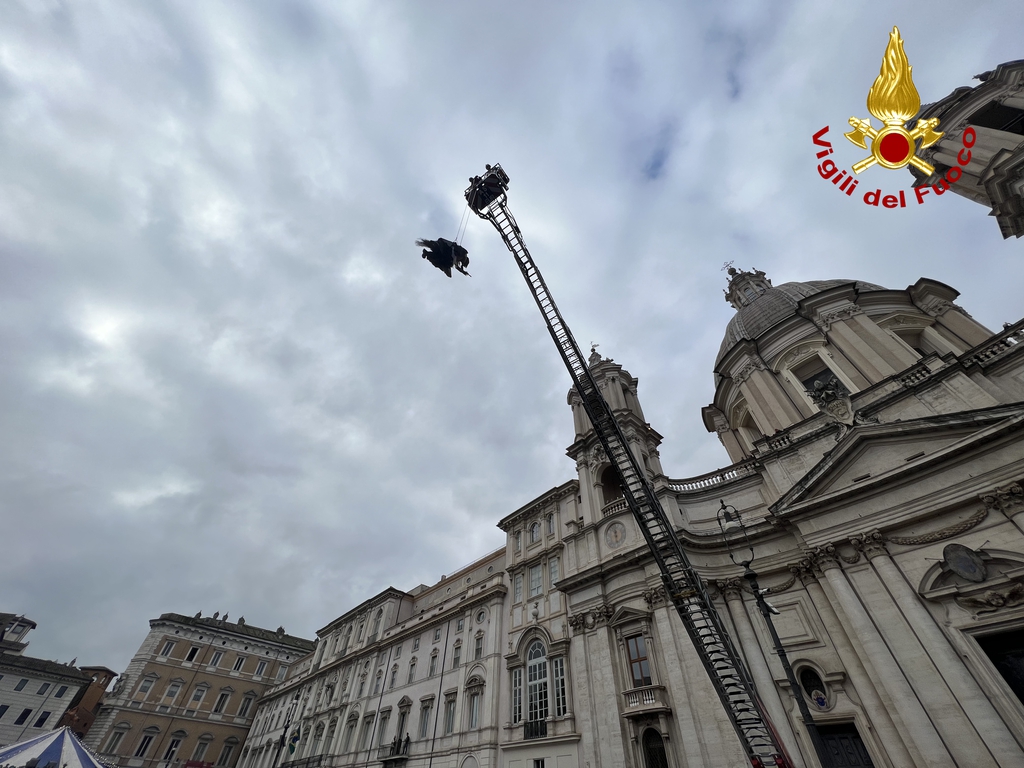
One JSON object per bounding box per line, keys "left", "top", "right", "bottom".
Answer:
{"left": 610, "top": 605, "right": 649, "bottom": 627}
{"left": 772, "top": 407, "right": 1024, "bottom": 516}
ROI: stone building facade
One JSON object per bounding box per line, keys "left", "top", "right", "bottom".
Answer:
{"left": 86, "top": 613, "right": 314, "bottom": 768}
{"left": 911, "top": 59, "right": 1024, "bottom": 238}
{"left": 0, "top": 613, "right": 94, "bottom": 747}
{"left": 241, "top": 550, "right": 508, "bottom": 768}
{"left": 241, "top": 269, "right": 1024, "bottom": 768}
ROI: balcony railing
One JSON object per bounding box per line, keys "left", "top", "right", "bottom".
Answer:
{"left": 621, "top": 685, "right": 671, "bottom": 717}
{"left": 280, "top": 756, "right": 325, "bottom": 768}
{"left": 524, "top": 720, "right": 547, "bottom": 739}
{"left": 377, "top": 736, "right": 411, "bottom": 762}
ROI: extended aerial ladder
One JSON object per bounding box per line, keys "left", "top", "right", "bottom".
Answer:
{"left": 464, "top": 165, "right": 790, "bottom": 768}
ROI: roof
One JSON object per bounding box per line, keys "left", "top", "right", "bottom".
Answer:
{"left": 0, "top": 726, "right": 109, "bottom": 768}
{"left": 715, "top": 279, "right": 887, "bottom": 368}
{"left": 0, "top": 654, "right": 93, "bottom": 683}
{"left": 155, "top": 613, "right": 315, "bottom": 651}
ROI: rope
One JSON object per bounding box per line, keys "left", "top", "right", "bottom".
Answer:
{"left": 454, "top": 204, "right": 469, "bottom": 246}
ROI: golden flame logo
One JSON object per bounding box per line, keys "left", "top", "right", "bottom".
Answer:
{"left": 845, "top": 27, "right": 943, "bottom": 174}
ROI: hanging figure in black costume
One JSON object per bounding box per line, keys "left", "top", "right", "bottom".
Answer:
{"left": 417, "top": 238, "right": 470, "bottom": 278}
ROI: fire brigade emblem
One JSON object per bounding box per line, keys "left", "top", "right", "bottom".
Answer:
{"left": 845, "top": 27, "right": 943, "bottom": 174}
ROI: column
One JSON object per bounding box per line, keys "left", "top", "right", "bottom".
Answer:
{"left": 717, "top": 579, "right": 808, "bottom": 768}
{"left": 794, "top": 560, "right": 915, "bottom": 768}
{"left": 858, "top": 531, "right": 1023, "bottom": 766}
{"left": 813, "top": 546, "right": 953, "bottom": 767}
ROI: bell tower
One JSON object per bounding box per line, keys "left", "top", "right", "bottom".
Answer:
{"left": 565, "top": 347, "right": 665, "bottom": 527}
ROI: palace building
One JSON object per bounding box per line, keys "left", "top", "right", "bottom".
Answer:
{"left": 242, "top": 269, "right": 1024, "bottom": 768}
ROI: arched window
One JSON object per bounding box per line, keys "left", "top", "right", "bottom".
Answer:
{"left": 325, "top": 719, "right": 337, "bottom": 754}
{"left": 600, "top": 466, "right": 624, "bottom": 506}
{"left": 641, "top": 728, "right": 669, "bottom": 768}
{"left": 546, "top": 513, "right": 554, "bottom": 535}
{"left": 526, "top": 641, "right": 548, "bottom": 737}
{"left": 341, "top": 716, "right": 359, "bottom": 753}
{"left": 311, "top": 723, "right": 324, "bottom": 756}
{"left": 529, "top": 522, "right": 541, "bottom": 544}
{"left": 373, "top": 670, "right": 383, "bottom": 695}
{"left": 800, "top": 667, "right": 828, "bottom": 708}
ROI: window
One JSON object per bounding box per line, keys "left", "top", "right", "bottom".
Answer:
{"left": 55, "top": 685, "right": 68, "bottom": 698}
{"left": 552, "top": 656, "right": 567, "bottom": 716}
{"left": 533, "top": 761, "right": 546, "bottom": 768}
{"left": 276, "top": 665, "right": 288, "bottom": 682}
{"left": 549, "top": 557, "right": 560, "bottom": 587}
{"left": 429, "top": 653, "right": 438, "bottom": 677}
{"left": 443, "top": 698, "right": 456, "bottom": 734}
{"left": 474, "top": 635, "right": 484, "bottom": 660}
{"left": 139, "top": 678, "right": 154, "bottom": 695}
{"left": 0, "top": 705, "right": 8, "bottom": 721}
{"left": 211, "top": 651, "right": 224, "bottom": 667}
{"left": 233, "top": 656, "right": 247, "bottom": 672}
{"left": 359, "top": 717, "right": 373, "bottom": 750}
{"left": 163, "top": 739, "right": 182, "bottom": 761}
{"left": 371, "top": 610, "right": 383, "bottom": 641}
{"left": 14, "top": 678, "right": 28, "bottom": 691}
{"left": 377, "top": 711, "right": 390, "bottom": 745}
{"left": 373, "top": 671, "right": 383, "bottom": 695}
{"left": 395, "top": 644, "right": 402, "bottom": 659}
{"left": 547, "top": 513, "right": 554, "bottom": 535}
{"left": 390, "top": 667, "right": 398, "bottom": 689}
{"left": 14, "top": 708, "right": 32, "bottom": 725}
{"left": 452, "top": 645, "right": 461, "bottom": 668}
{"left": 970, "top": 100, "right": 1024, "bottom": 135}
{"left": 341, "top": 626, "right": 352, "bottom": 654}
{"left": 396, "top": 709, "right": 408, "bottom": 740}
{"left": 433, "top": 628, "right": 441, "bottom": 642}
{"left": 238, "top": 697, "right": 254, "bottom": 718}
{"left": 36, "top": 682, "right": 50, "bottom": 695}
{"left": 413, "top": 638, "right": 420, "bottom": 651}
{"left": 469, "top": 692, "right": 480, "bottom": 729}
{"left": 514, "top": 573, "right": 523, "bottom": 603}
{"left": 529, "top": 565, "right": 543, "bottom": 597}
{"left": 160, "top": 641, "right": 176, "bottom": 657}
{"left": 342, "top": 719, "right": 357, "bottom": 752}
{"left": 32, "top": 711, "right": 51, "bottom": 728}
{"left": 457, "top": 618, "right": 464, "bottom": 632}
{"left": 419, "top": 702, "right": 432, "bottom": 738}
{"left": 255, "top": 660, "right": 267, "bottom": 677}
{"left": 514, "top": 531, "right": 522, "bottom": 552}
{"left": 408, "top": 660, "right": 417, "bottom": 684}
{"left": 530, "top": 522, "right": 541, "bottom": 544}
{"left": 165, "top": 683, "right": 181, "bottom": 700}
{"left": 186, "top": 646, "right": 200, "bottom": 662}
{"left": 527, "top": 641, "right": 549, "bottom": 724}
{"left": 626, "top": 635, "right": 652, "bottom": 688}
{"left": 214, "top": 692, "right": 231, "bottom": 713}
{"left": 192, "top": 686, "right": 207, "bottom": 704}
{"left": 357, "top": 622, "right": 364, "bottom": 641}
{"left": 105, "top": 730, "right": 125, "bottom": 753}
{"left": 216, "top": 743, "right": 235, "bottom": 767}
{"left": 507, "top": 665, "right": 524, "bottom": 729}
{"left": 358, "top": 677, "right": 366, "bottom": 697}
{"left": 192, "top": 741, "right": 211, "bottom": 762}
{"left": 135, "top": 731, "right": 158, "bottom": 758}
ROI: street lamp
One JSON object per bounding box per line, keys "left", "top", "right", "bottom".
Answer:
{"left": 717, "top": 500, "right": 832, "bottom": 768}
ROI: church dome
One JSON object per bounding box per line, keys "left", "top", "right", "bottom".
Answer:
{"left": 716, "top": 272, "right": 887, "bottom": 367}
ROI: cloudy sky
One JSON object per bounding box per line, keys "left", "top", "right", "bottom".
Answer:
{"left": 2, "top": 0, "right": 1022, "bottom": 675}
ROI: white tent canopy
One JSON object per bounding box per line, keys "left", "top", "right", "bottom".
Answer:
{"left": 0, "top": 727, "right": 109, "bottom": 768}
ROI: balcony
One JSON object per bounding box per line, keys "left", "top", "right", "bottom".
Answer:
{"left": 621, "top": 685, "right": 671, "bottom": 718}
{"left": 524, "top": 720, "right": 547, "bottom": 739}
{"left": 377, "top": 737, "right": 410, "bottom": 764}
{"left": 280, "top": 756, "right": 325, "bottom": 768}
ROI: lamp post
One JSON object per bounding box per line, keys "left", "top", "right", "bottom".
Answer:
{"left": 717, "top": 500, "right": 832, "bottom": 768}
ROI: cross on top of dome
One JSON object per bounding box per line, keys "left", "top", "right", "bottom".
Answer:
{"left": 724, "top": 267, "right": 773, "bottom": 310}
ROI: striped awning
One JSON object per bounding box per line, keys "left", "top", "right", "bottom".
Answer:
{"left": 0, "top": 726, "right": 110, "bottom": 768}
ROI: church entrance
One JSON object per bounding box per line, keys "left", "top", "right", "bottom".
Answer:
{"left": 817, "top": 723, "right": 874, "bottom": 767}
{"left": 640, "top": 729, "right": 668, "bottom": 768}
{"left": 977, "top": 628, "right": 1024, "bottom": 705}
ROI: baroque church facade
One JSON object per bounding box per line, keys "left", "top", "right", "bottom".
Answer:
{"left": 240, "top": 270, "right": 1024, "bottom": 768}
